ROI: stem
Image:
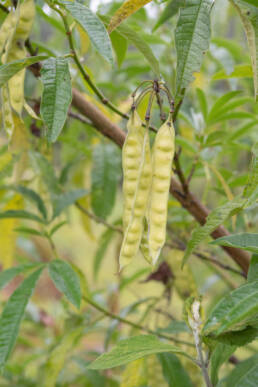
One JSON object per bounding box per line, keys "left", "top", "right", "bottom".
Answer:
{"left": 58, "top": 9, "right": 129, "bottom": 120}
{"left": 82, "top": 295, "right": 196, "bottom": 351}
{"left": 194, "top": 330, "right": 213, "bottom": 387}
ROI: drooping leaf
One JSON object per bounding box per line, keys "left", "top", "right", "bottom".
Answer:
{"left": 88, "top": 335, "right": 185, "bottom": 370}
{"left": 202, "top": 280, "right": 258, "bottom": 335}
{"left": 0, "top": 56, "right": 48, "bottom": 87}
{"left": 3, "top": 185, "right": 48, "bottom": 220}
{"left": 221, "top": 354, "right": 258, "bottom": 387}
{"left": 30, "top": 152, "right": 61, "bottom": 196}
{"left": 248, "top": 254, "right": 258, "bottom": 282}
{"left": 43, "top": 328, "right": 82, "bottom": 387}
{"left": 210, "top": 233, "right": 258, "bottom": 254}
{"left": 231, "top": 0, "right": 258, "bottom": 100}
{"left": 110, "top": 30, "right": 128, "bottom": 68}
{"left": 0, "top": 268, "right": 43, "bottom": 367}
{"left": 0, "top": 263, "right": 41, "bottom": 290}
{"left": 48, "top": 259, "right": 81, "bottom": 309}
{"left": 108, "top": 0, "right": 152, "bottom": 33}
{"left": 0, "top": 210, "right": 46, "bottom": 224}
{"left": 157, "top": 353, "right": 193, "bottom": 387}
{"left": 153, "top": 0, "right": 182, "bottom": 31}
{"left": 182, "top": 197, "right": 245, "bottom": 266}
{"left": 0, "top": 194, "right": 23, "bottom": 269}
{"left": 52, "top": 189, "right": 88, "bottom": 219}
{"left": 94, "top": 228, "right": 116, "bottom": 279}
{"left": 91, "top": 143, "right": 121, "bottom": 219}
{"left": 40, "top": 57, "right": 72, "bottom": 143}
{"left": 101, "top": 15, "right": 160, "bottom": 75}
{"left": 210, "top": 343, "right": 236, "bottom": 386}
{"left": 175, "top": 0, "right": 213, "bottom": 103}
{"left": 61, "top": 1, "right": 113, "bottom": 64}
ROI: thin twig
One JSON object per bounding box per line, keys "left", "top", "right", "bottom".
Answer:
{"left": 83, "top": 295, "right": 196, "bottom": 351}
{"left": 173, "top": 150, "right": 189, "bottom": 194}
{"left": 186, "top": 157, "right": 199, "bottom": 185}
{"left": 68, "top": 111, "right": 94, "bottom": 126}
{"left": 75, "top": 202, "right": 122, "bottom": 233}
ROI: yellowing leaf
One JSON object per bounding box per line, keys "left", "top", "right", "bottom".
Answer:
{"left": 0, "top": 194, "right": 24, "bottom": 269}
{"left": 77, "top": 24, "right": 90, "bottom": 55}
{"left": 9, "top": 115, "right": 30, "bottom": 181}
{"left": 121, "top": 358, "right": 146, "bottom": 387}
{"left": 108, "top": 0, "right": 153, "bottom": 33}
{"left": 43, "top": 328, "right": 82, "bottom": 387}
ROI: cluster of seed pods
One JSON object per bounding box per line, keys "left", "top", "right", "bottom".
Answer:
{"left": 0, "top": 0, "right": 35, "bottom": 124}
{"left": 119, "top": 81, "right": 175, "bottom": 270}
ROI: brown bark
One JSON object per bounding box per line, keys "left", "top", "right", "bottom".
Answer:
{"left": 72, "top": 89, "right": 250, "bottom": 274}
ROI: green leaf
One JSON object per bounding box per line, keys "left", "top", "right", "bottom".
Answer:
{"left": 43, "top": 328, "right": 82, "bottom": 387}
{"left": 101, "top": 15, "right": 160, "bottom": 75}
{"left": 242, "top": 0, "right": 258, "bottom": 6}
{"left": 221, "top": 354, "right": 258, "bottom": 387}
{"left": 40, "top": 57, "right": 72, "bottom": 143}
{"left": 182, "top": 197, "right": 245, "bottom": 266}
{"left": 0, "top": 264, "right": 41, "bottom": 290}
{"left": 196, "top": 88, "right": 208, "bottom": 120}
{"left": 175, "top": 0, "right": 212, "bottom": 103}
{"left": 207, "top": 96, "right": 253, "bottom": 125}
{"left": 157, "top": 353, "right": 193, "bottom": 387}
{"left": 3, "top": 185, "right": 48, "bottom": 220}
{"left": 210, "top": 233, "right": 258, "bottom": 254}
{"left": 48, "top": 259, "right": 81, "bottom": 309}
{"left": 110, "top": 30, "right": 128, "bottom": 68}
{"left": 88, "top": 335, "right": 185, "bottom": 370}
{"left": 210, "top": 343, "right": 236, "bottom": 386}
{"left": 244, "top": 143, "right": 258, "bottom": 205}
{"left": 153, "top": 0, "right": 182, "bottom": 31}
{"left": 30, "top": 152, "right": 61, "bottom": 196}
{"left": 212, "top": 326, "right": 258, "bottom": 346}
{"left": 0, "top": 268, "right": 43, "bottom": 367}
{"left": 212, "top": 64, "right": 253, "bottom": 80}
{"left": 208, "top": 91, "right": 242, "bottom": 122}
{"left": 14, "top": 227, "right": 44, "bottom": 237}
{"left": 94, "top": 228, "right": 116, "bottom": 279}
{"left": 0, "top": 56, "right": 48, "bottom": 87}
{"left": 248, "top": 254, "right": 258, "bottom": 282}
{"left": 91, "top": 143, "right": 121, "bottom": 219}
{"left": 61, "top": 1, "right": 113, "bottom": 64}
{"left": 0, "top": 210, "right": 46, "bottom": 224}
{"left": 202, "top": 280, "right": 258, "bottom": 335}
{"left": 231, "top": 0, "right": 258, "bottom": 100}
{"left": 52, "top": 189, "right": 88, "bottom": 219}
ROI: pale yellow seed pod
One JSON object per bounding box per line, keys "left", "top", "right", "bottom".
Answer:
{"left": 119, "top": 110, "right": 152, "bottom": 270}
{"left": 148, "top": 118, "right": 175, "bottom": 264}
{"left": 1, "top": 85, "right": 14, "bottom": 139}
{"left": 0, "top": 13, "right": 16, "bottom": 55}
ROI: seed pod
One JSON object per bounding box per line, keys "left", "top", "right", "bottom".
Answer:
{"left": 0, "top": 12, "right": 16, "bottom": 56}
{"left": 148, "top": 117, "right": 175, "bottom": 264}
{"left": 120, "top": 110, "right": 152, "bottom": 270}
{"left": 1, "top": 85, "right": 14, "bottom": 139}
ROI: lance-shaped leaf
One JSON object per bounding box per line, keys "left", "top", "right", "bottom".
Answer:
{"left": 48, "top": 260, "right": 81, "bottom": 309}
{"left": 88, "top": 335, "right": 185, "bottom": 370}
{"left": 182, "top": 197, "right": 245, "bottom": 266}
{"left": 158, "top": 353, "right": 193, "bottom": 387}
{"left": 248, "top": 254, "right": 258, "bottom": 282}
{"left": 244, "top": 142, "right": 258, "bottom": 206}
{"left": 91, "top": 143, "right": 121, "bottom": 219}
{"left": 0, "top": 56, "right": 48, "bottom": 87}
{"left": 210, "top": 343, "right": 236, "bottom": 386}
{"left": 52, "top": 189, "right": 88, "bottom": 219}
{"left": 61, "top": 1, "right": 113, "bottom": 64}
{"left": 153, "top": 0, "right": 182, "bottom": 31}
{"left": 202, "top": 280, "right": 258, "bottom": 335}
{"left": 175, "top": 0, "right": 213, "bottom": 104}
{"left": 108, "top": 0, "right": 152, "bottom": 33}
{"left": 231, "top": 0, "right": 258, "bottom": 100}
{"left": 0, "top": 268, "right": 43, "bottom": 367}
{"left": 211, "top": 233, "right": 258, "bottom": 254}
{"left": 40, "top": 57, "right": 72, "bottom": 143}
{"left": 221, "top": 354, "right": 258, "bottom": 387}
{"left": 0, "top": 210, "right": 46, "bottom": 224}
{"left": 0, "top": 263, "right": 41, "bottom": 290}
{"left": 101, "top": 15, "right": 160, "bottom": 75}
